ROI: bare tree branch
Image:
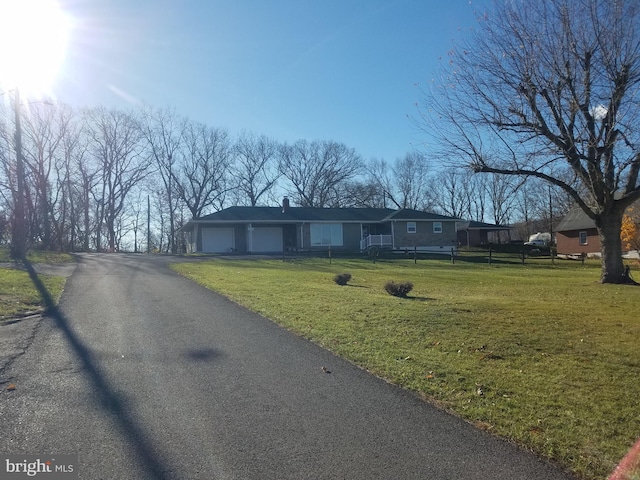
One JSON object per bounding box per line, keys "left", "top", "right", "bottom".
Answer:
{"left": 421, "top": 0, "right": 640, "bottom": 282}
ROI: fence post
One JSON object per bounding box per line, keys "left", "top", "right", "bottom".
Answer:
{"left": 521, "top": 245, "right": 526, "bottom": 265}
{"left": 414, "top": 245, "right": 417, "bottom": 264}
{"left": 451, "top": 248, "right": 455, "bottom": 264}
{"left": 329, "top": 246, "right": 332, "bottom": 264}
{"left": 488, "top": 247, "right": 492, "bottom": 266}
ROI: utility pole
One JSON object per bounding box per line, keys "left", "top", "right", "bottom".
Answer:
{"left": 549, "top": 185, "right": 555, "bottom": 265}
{"left": 548, "top": 185, "right": 553, "bottom": 242}
{"left": 147, "top": 194, "right": 151, "bottom": 253}
{"left": 11, "top": 88, "right": 26, "bottom": 259}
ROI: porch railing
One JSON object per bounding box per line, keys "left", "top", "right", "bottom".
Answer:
{"left": 360, "top": 234, "right": 393, "bottom": 250}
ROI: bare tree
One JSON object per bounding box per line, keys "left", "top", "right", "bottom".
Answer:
{"left": 366, "top": 158, "right": 393, "bottom": 208}
{"left": 84, "top": 107, "right": 152, "bottom": 251}
{"left": 367, "top": 153, "right": 433, "bottom": 211}
{"left": 20, "top": 102, "right": 71, "bottom": 250}
{"left": 466, "top": 173, "right": 487, "bottom": 222}
{"left": 177, "top": 120, "right": 231, "bottom": 218}
{"left": 52, "top": 105, "right": 85, "bottom": 251}
{"left": 0, "top": 103, "right": 17, "bottom": 245}
{"left": 74, "top": 137, "right": 99, "bottom": 252}
{"left": 422, "top": 0, "right": 640, "bottom": 283}
{"left": 231, "top": 131, "right": 280, "bottom": 206}
{"left": 484, "top": 173, "right": 518, "bottom": 226}
{"left": 140, "top": 106, "right": 184, "bottom": 253}
{"left": 278, "top": 140, "right": 363, "bottom": 207}
{"left": 392, "top": 152, "right": 433, "bottom": 210}
{"left": 336, "top": 180, "right": 387, "bottom": 208}
{"left": 432, "top": 169, "right": 514, "bottom": 224}
{"left": 431, "top": 168, "right": 472, "bottom": 219}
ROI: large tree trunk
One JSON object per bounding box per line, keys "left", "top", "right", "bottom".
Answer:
{"left": 596, "top": 212, "right": 634, "bottom": 284}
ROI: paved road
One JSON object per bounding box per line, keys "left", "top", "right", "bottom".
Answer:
{"left": 0, "top": 254, "right": 577, "bottom": 479}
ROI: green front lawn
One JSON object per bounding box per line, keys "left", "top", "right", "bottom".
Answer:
{"left": 0, "top": 249, "right": 75, "bottom": 264}
{"left": 0, "top": 249, "right": 73, "bottom": 321}
{"left": 172, "top": 256, "right": 640, "bottom": 480}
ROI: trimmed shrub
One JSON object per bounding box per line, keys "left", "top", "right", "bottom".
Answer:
{"left": 384, "top": 280, "right": 413, "bottom": 298}
{"left": 333, "top": 273, "right": 352, "bottom": 286}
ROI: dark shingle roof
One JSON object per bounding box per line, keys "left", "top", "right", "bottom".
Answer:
{"left": 555, "top": 197, "right": 640, "bottom": 232}
{"left": 189, "top": 206, "right": 460, "bottom": 224}
{"left": 456, "top": 220, "right": 512, "bottom": 231}
{"left": 195, "top": 206, "right": 397, "bottom": 223}
{"left": 386, "top": 209, "right": 460, "bottom": 221}
{"left": 555, "top": 206, "right": 596, "bottom": 232}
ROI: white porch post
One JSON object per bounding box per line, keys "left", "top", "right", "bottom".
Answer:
{"left": 391, "top": 221, "right": 396, "bottom": 250}
{"left": 247, "top": 223, "right": 253, "bottom": 252}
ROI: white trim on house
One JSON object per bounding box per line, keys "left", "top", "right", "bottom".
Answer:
{"left": 360, "top": 235, "right": 393, "bottom": 250}
{"left": 579, "top": 230, "right": 588, "bottom": 245}
{"left": 391, "top": 221, "right": 396, "bottom": 249}
{"left": 247, "top": 223, "right": 253, "bottom": 252}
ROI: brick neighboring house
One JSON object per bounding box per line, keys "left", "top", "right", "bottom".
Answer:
{"left": 555, "top": 201, "right": 640, "bottom": 256}
{"left": 555, "top": 206, "right": 601, "bottom": 255}
{"left": 179, "top": 198, "right": 460, "bottom": 254}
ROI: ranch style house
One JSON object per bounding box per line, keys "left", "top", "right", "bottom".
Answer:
{"left": 180, "top": 198, "right": 460, "bottom": 255}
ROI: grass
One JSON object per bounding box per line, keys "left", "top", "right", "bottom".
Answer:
{"left": 172, "top": 256, "right": 640, "bottom": 480}
{"left": 0, "top": 249, "right": 73, "bottom": 322}
{"left": 0, "top": 249, "right": 75, "bottom": 264}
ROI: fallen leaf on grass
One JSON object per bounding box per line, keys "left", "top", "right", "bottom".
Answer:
{"left": 474, "top": 421, "right": 493, "bottom": 431}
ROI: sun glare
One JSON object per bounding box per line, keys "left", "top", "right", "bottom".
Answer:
{"left": 0, "top": 0, "right": 72, "bottom": 96}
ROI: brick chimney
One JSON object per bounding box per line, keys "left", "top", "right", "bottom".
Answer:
{"left": 282, "top": 197, "right": 290, "bottom": 213}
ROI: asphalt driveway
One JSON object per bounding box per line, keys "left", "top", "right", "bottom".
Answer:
{"left": 0, "top": 253, "right": 577, "bottom": 479}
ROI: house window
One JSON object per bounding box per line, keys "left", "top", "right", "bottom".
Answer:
{"left": 310, "top": 223, "right": 343, "bottom": 246}
{"left": 433, "top": 222, "right": 443, "bottom": 234}
{"left": 579, "top": 231, "right": 588, "bottom": 245}
{"left": 407, "top": 222, "right": 416, "bottom": 234}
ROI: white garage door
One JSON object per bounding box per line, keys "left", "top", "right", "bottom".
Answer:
{"left": 202, "top": 228, "right": 234, "bottom": 253}
{"left": 252, "top": 227, "right": 283, "bottom": 252}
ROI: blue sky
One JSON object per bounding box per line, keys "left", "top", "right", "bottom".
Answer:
{"left": 55, "top": 0, "right": 485, "bottom": 162}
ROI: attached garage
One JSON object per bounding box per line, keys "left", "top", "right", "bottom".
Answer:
{"left": 251, "top": 227, "right": 283, "bottom": 253}
{"left": 201, "top": 227, "right": 234, "bottom": 253}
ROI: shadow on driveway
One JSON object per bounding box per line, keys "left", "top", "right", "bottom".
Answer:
{"left": 23, "top": 259, "right": 173, "bottom": 480}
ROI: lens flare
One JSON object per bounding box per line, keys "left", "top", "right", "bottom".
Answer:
{"left": 0, "top": 0, "right": 72, "bottom": 96}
